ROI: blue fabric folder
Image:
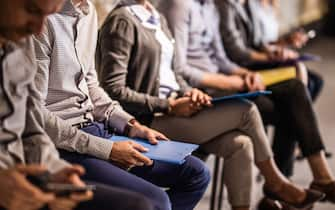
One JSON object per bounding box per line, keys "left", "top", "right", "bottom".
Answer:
{"left": 110, "top": 136, "right": 199, "bottom": 165}
{"left": 211, "top": 91, "right": 272, "bottom": 104}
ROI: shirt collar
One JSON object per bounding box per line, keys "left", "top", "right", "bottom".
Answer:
{"left": 59, "top": 0, "right": 90, "bottom": 17}
{"left": 128, "top": 5, "right": 160, "bottom": 26}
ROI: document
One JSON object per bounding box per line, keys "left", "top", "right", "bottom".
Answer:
{"left": 211, "top": 91, "right": 272, "bottom": 104}
{"left": 258, "top": 66, "right": 296, "bottom": 86}
{"left": 110, "top": 136, "right": 199, "bottom": 165}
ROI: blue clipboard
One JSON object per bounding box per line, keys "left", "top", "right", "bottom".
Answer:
{"left": 110, "top": 136, "right": 199, "bottom": 165}
{"left": 211, "top": 91, "right": 272, "bottom": 104}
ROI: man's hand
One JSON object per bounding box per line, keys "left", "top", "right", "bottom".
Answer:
{"left": 128, "top": 121, "right": 169, "bottom": 144}
{"left": 168, "top": 97, "right": 202, "bottom": 117}
{"left": 184, "top": 88, "right": 212, "bottom": 107}
{"left": 244, "top": 72, "right": 266, "bottom": 92}
{"left": 110, "top": 140, "right": 153, "bottom": 169}
{"left": 0, "top": 165, "right": 55, "bottom": 210}
{"left": 48, "top": 165, "right": 93, "bottom": 210}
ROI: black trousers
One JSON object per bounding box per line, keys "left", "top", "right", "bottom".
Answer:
{"left": 0, "top": 182, "right": 153, "bottom": 210}
{"left": 253, "top": 77, "right": 325, "bottom": 177}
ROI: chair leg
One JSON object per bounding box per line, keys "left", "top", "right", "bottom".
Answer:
{"left": 210, "top": 156, "right": 221, "bottom": 210}
{"left": 217, "top": 160, "right": 225, "bottom": 210}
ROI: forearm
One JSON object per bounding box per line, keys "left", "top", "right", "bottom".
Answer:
{"left": 200, "top": 73, "right": 244, "bottom": 91}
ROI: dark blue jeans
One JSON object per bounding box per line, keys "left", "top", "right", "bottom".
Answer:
{"left": 60, "top": 122, "right": 210, "bottom": 210}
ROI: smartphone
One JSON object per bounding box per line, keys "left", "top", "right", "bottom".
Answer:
{"left": 27, "top": 173, "right": 96, "bottom": 196}
{"left": 44, "top": 183, "right": 96, "bottom": 196}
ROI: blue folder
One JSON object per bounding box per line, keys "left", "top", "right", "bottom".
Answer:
{"left": 110, "top": 136, "right": 199, "bottom": 165}
{"left": 211, "top": 91, "right": 272, "bottom": 104}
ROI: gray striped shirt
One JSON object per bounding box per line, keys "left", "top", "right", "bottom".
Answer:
{"left": 33, "top": 0, "right": 133, "bottom": 160}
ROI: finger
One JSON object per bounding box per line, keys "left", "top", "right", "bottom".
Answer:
{"left": 70, "top": 190, "right": 93, "bottom": 202}
{"left": 62, "top": 165, "right": 85, "bottom": 177}
{"left": 191, "top": 90, "right": 198, "bottom": 102}
{"left": 16, "top": 164, "right": 48, "bottom": 176}
{"left": 147, "top": 134, "right": 158, "bottom": 145}
{"left": 131, "top": 142, "right": 149, "bottom": 152}
{"left": 155, "top": 132, "right": 169, "bottom": 141}
{"left": 132, "top": 150, "right": 153, "bottom": 166}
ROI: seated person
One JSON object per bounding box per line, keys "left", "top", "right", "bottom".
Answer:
{"left": 33, "top": 0, "right": 210, "bottom": 210}
{"left": 250, "top": 0, "right": 324, "bottom": 101}
{"left": 96, "top": 0, "right": 325, "bottom": 210}
{"left": 158, "top": 0, "right": 335, "bottom": 204}
{"left": 0, "top": 0, "right": 154, "bottom": 210}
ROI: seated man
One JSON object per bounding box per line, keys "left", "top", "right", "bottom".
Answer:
{"left": 158, "top": 0, "right": 335, "bottom": 204}
{"left": 33, "top": 0, "right": 210, "bottom": 210}
{"left": 0, "top": 0, "right": 154, "bottom": 210}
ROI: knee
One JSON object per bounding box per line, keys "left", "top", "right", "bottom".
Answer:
{"left": 150, "top": 189, "right": 171, "bottom": 210}
{"left": 127, "top": 194, "right": 155, "bottom": 210}
{"left": 230, "top": 135, "right": 254, "bottom": 163}
{"left": 183, "top": 156, "right": 211, "bottom": 190}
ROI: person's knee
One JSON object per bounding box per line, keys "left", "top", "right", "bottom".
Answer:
{"left": 183, "top": 156, "right": 211, "bottom": 190}
{"left": 125, "top": 194, "right": 155, "bottom": 210}
{"left": 230, "top": 135, "right": 254, "bottom": 163}
{"left": 150, "top": 188, "right": 171, "bottom": 210}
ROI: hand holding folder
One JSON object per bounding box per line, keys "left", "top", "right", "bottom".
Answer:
{"left": 110, "top": 136, "right": 199, "bottom": 165}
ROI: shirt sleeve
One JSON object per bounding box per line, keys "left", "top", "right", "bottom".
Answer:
{"left": 212, "top": 5, "right": 240, "bottom": 74}
{"left": 216, "top": 0, "right": 253, "bottom": 64}
{"left": 85, "top": 7, "right": 134, "bottom": 134}
{"left": 33, "top": 20, "right": 114, "bottom": 160}
{"left": 97, "top": 14, "right": 170, "bottom": 115}
{"left": 23, "top": 38, "right": 70, "bottom": 174}
{"left": 159, "top": 0, "right": 207, "bottom": 87}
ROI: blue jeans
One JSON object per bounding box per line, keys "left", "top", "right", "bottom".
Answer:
{"left": 60, "top": 122, "right": 210, "bottom": 210}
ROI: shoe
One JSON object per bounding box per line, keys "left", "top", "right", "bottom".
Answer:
{"left": 310, "top": 181, "right": 335, "bottom": 203}
{"left": 263, "top": 187, "right": 325, "bottom": 209}
{"left": 258, "top": 197, "right": 315, "bottom": 210}
{"left": 258, "top": 197, "right": 283, "bottom": 210}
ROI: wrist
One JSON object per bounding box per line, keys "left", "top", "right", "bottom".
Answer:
{"left": 167, "top": 98, "right": 176, "bottom": 115}
{"left": 123, "top": 119, "right": 139, "bottom": 137}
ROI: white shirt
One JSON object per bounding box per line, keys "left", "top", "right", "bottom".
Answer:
{"left": 127, "top": 5, "right": 180, "bottom": 99}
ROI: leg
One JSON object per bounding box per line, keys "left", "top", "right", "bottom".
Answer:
{"left": 202, "top": 131, "right": 254, "bottom": 209}
{"left": 130, "top": 156, "right": 210, "bottom": 210}
{"left": 77, "top": 182, "right": 154, "bottom": 210}
{"left": 59, "top": 150, "right": 171, "bottom": 210}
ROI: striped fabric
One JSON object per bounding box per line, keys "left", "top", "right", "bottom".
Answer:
{"left": 33, "top": 0, "right": 134, "bottom": 160}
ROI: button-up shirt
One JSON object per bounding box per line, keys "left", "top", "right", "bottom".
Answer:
{"left": 0, "top": 38, "right": 69, "bottom": 172}
{"left": 158, "top": 0, "right": 239, "bottom": 87}
{"left": 33, "top": 0, "right": 133, "bottom": 160}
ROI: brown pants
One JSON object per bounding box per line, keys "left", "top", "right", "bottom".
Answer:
{"left": 151, "top": 100, "right": 272, "bottom": 206}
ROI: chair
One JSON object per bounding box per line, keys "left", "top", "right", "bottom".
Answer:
{"left": 192, "top": 149, "right": 225, "bottom": 210}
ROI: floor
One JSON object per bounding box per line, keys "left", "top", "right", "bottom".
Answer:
{"left": 195, "top": 36, "right": 335, "bottom": 210}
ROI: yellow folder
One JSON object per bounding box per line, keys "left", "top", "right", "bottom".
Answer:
{"left": 258, "top": 66, "right": 296, "bottom": 86}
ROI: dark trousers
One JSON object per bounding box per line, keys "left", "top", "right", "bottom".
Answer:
{"left": 253, "top": 78, "right": 325, "bottom": 176}
{"left": 60, "top": 122, "right": 210, "bottom": 210}
{"left": 0, "top": 182, "right": 154, "bottom": 210}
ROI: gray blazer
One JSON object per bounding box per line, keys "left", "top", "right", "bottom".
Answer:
{"left": 215, "top": 0, "right": 263, "bottom": 66}
{"left": 0, "top": 38, "right": 69, "bottom": 173}
{"left": 96, "top": 6, "right": 191, "bottom": 124}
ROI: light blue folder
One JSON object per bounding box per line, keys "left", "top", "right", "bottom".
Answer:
{"left": 211, "top": 91, "right": 272, "bottom": 104}
{"left": 110, "top": 136, "right": 199, "bottom": 165}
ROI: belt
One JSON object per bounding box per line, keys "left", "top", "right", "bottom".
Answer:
{"left": 72, "top": 121, "right": 93, "bottom": 129}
